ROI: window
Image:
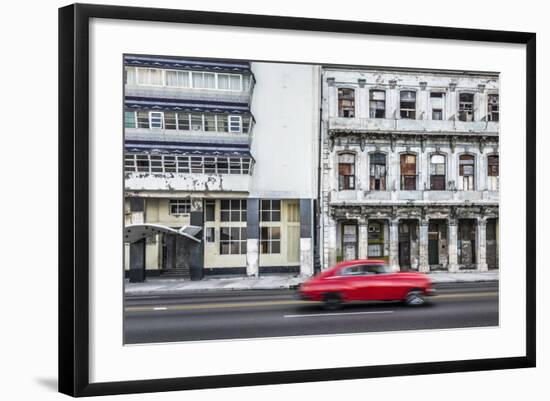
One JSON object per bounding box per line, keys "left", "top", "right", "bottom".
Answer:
{"left": 459, "top": 154, "right": 475, "bottom": 190}
{"left": 135, "top": 155, "right": 150, "bottom": 172}
{"left": 430, "top": 154, "right": 446, "bottom": 190}
{"left": 169, "top": 199, "right": 191, "bottom": 215}
{"left": 338, "top": 88, "right": 355, "bottom": 118}
{"left": 261, "top": 200, "right": 281, "bottom": 222}
{"left": 459, "top": 93, "right": 474, "bottom": 122}
{"left": 165, "top": 70, "right": 189, "bottom": 88}
{"left": 400, "top": 91, "right": 416, "bottom": 119}
{"left": 430, "top": 92, "right": 444, "bottom": 120}
{"left": 124, "top": 111, "right": 136, "bottom": 128}
{"left": 369, "top": 90, "right": 386, "bottom": 118}
{"left": 177, "top": 113, "right": 190, "bottom": 131}
{"left": 220, "top": 227, "right": 247, "bottom": 255}
{"left": 136, "top": 111, "right": 150, "bottom": 128}
{"left": 369, "top": 153, "right": 386, "bottom": 190}
{"left": 150, "top": 155, "right": 163, "bottom": 173}
{"left": 228, "top": 116, "right": 242, "bottom": 133}
{"left": 400, "top": 154, "right": 417, "bottom": 190}
{"left": 164, "top": 112, "right": 177, "bottom": 130}
{"left": 123, "top": 154, "right": 252, "bottom": 175}
{"left": 488, "top": 94, "right": 499, "bottom": 122}
{"left": 190, "top": 114, "right": 203, "bottom": 130}
{"left": 149, "top": 112, "right": 163, "bottom": 129}
{"left": 192, "top": 72, "right": 216, "bottom": 89}
{"left": 125, "top": 67, "right": 136, "bottom": 85}
{"left": 338, "top": 153, "right": 355, "bottom": 190}
{"left": 260, "top": 226, "right": 281, "bottom": 254}
{"left": 488, "top": 155, "right": 499, "bottom": 190}
{"left": 136, "top": 68, "right": 163, "bottom": 86}
{"left": 217, "top": 74, "right": 242, "bottom": 91}
{"left": 229, "top": 116, "right": 242, "bottom": 133}
{"left": 204, "top": 114, "right": 216, "bottom": 131}
{"left": 220, "top": 200, "right": 247, "bottom": 222}
{"left": 205, "top": 227, "right": 215, "bottom": 243}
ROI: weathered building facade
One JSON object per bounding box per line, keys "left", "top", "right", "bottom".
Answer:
{"left": 124, "top": 56, "right": 320, "bottom": 281}
{"left": 319, "top": 67, "right": 499, "bottom": 273}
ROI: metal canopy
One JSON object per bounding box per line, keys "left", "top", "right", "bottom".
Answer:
{"left": 124, "top": 224, "right": 202, "bottom": 244}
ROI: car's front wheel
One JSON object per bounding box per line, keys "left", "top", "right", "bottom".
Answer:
{"left": 322, "top": 292, "right": 343, "bottom": 310}
{"left": 405, "top": 290, "right": 426, "bottom": 306}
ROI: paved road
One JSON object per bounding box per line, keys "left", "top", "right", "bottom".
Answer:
{"left": 124, "top": 282, "right": 498, "bottom": 344}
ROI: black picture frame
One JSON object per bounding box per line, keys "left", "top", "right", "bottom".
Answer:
{"left": 58, "top": 3, "right": 536, "bottom": 397}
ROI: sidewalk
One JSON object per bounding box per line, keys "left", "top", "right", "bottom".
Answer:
{"left": 124, "top": 271, "right": 499, "bottom": 296}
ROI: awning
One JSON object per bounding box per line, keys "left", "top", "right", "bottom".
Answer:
{"left": 125, "top": 97, "right": 251, "bottom": 114}
{"left": 124, "top": 55, "right": 251, "bottom": 73}
{"left": 124, "top": 141, "right": 254, "bottom": 159}
{"left": 124, "top": 224, "right": 202, "bottom": 244}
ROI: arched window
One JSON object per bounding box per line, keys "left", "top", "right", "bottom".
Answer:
{"left": 430, "top": 154, "right": 446, "bottom": 190}
{"left": 338, "top": 153, "right": 355, "bottom": 190}
{"left": 488, "top": 155, "right": 499, "bottom": 190}
{"left": 400, "top": 91, "right": 416, "bottom": 119}
{"left": 369, "top": 153, "right": 386, "bottom": 190}
{"left": 458, "top": 93, "right": 474, "bottom": 121}
{"left": 369, "top": 90, "right": 386, "bottom": 118}
{"left": 459, "top": 154, "right": 475, "bottom": 190}
{"left": 400, "top": 154, "right": 417, "bottom": 190}
{"left": 338, "top": 88, "right": 355, "bottom": 118}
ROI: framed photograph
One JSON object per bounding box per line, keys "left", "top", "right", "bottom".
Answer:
{"left": 58, "top": 3, "right": 536, "bottom": 397}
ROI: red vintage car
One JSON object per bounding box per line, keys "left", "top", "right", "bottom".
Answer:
{"left": 299, "top": 259, "right": 435, "bottom": 308}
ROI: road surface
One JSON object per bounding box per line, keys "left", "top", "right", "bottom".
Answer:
{"left": 124, "top": 282, "right": 498, "bottom": 344}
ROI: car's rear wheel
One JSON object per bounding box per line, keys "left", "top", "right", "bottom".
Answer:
{"left": 322, "top": 292, "right": 342, "bottom": 310}
{"left": 405, "top": 289, "right": 425, "bottom": 306}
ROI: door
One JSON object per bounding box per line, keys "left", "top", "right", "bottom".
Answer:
{"left": 428, "top": 233, "right": 439, "bottom": 265}
{"left": 398, "top": 222, "right": 411, "bottom": 270}
{"left": 342, "top": 224, "right": 357, "bottom": 261}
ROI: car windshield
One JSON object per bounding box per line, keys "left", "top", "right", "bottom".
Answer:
{"left": 338, "top": 264, "right": 391, "bottom": 276}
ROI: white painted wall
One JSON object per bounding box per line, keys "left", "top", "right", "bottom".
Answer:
{"left": 249, "top": 63, "right": 320, "bottom": 199}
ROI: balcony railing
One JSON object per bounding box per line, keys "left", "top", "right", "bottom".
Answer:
{"left": 329, "top": 117, "right": 499, "bottom": 134}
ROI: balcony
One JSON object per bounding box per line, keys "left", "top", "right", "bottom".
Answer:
{"left": 125, "top": 172, "right": 251, "bottom": 193}
{"left": 125, "top": 128, "right": 251, "bottom": 146}
{"left": 330, "top": 189, "right": 499, "bottom": 204}
{"left": 328, "top": 117, "right": 499, "bottom": 135}
{"left": 126, "top": 85, "right": 251, "bottom": 105}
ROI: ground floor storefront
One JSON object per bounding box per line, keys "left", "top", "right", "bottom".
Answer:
{"left": 322, "top": 204, "right": 499, "bottom": 272}
{"left": 124, "top": 196, "right": 315, "bottom": 282}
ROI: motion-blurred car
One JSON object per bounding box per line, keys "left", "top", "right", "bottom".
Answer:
{"left": 298, "top": 259, "right": 435, "bottom": 308}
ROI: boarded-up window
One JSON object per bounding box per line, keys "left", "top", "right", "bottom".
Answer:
{"left": 488, "top": 155, "right": 499, "bottom": 190}
{"left": 430, "top": 154, "right": 446, "bottom": 190}
{"left": 488, "top": 94, "right": 499, "bottom": 122}
{"left": 400, "top": 154, "right": 417, "bottom": 190}
{"left": 338, "top": 88, "right": 355, "bottom": 118}
{"left": 369, "top": 90, "right": 386, "bottom": 118}
{"left": 400, "top": 91, "right": 416, "bottom": 119}
{"left": 459, "top": 154, "right": 475, "bottom": 190}
{"left": 459, "top": 93, "right": 474, "bottom": 122}
{"left": 370, "top": 152, "right": 386, "bottom": 190}
{"left": 338, "top": 153, "right": 355, "bottom": 190}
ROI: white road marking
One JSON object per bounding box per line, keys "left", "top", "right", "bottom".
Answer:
{"left": 284, "top": 310, "right": 395, "bottom": 318}
{"left": 153, "top": 307, "right": 167, "bottom": 311}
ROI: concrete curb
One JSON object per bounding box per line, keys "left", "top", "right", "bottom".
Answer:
{"left": 124, "top": 274, "right": 499, "bottom": 297}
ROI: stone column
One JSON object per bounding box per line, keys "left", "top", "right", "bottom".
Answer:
{"left": 358, "top": 218, "right": 369, "bottom": 260}
{"left": 325, "top": 216, "right": 338, "bottom": 270}
{"left": 419, "top": 219, "right": 429, "bottom": 273}
{"left": 299, "top": 199, "right": 314, "bottom": 277}
{"left": 389, "top": 219, "right": 400, "bottom": 271}
{"left": 129, "top": 238, "right": 146, "bottom": 283}
{"left": 476, "top": 217, "right": 488, "bottom": 271}
{"left": 448, "top": 218, "right": 459, "bottom": 272}
{"left": 246, "top": 198, "right": 260, "bottom": 277}
{"left": 128, "top": 197, "right": 146, "bottom": 282}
